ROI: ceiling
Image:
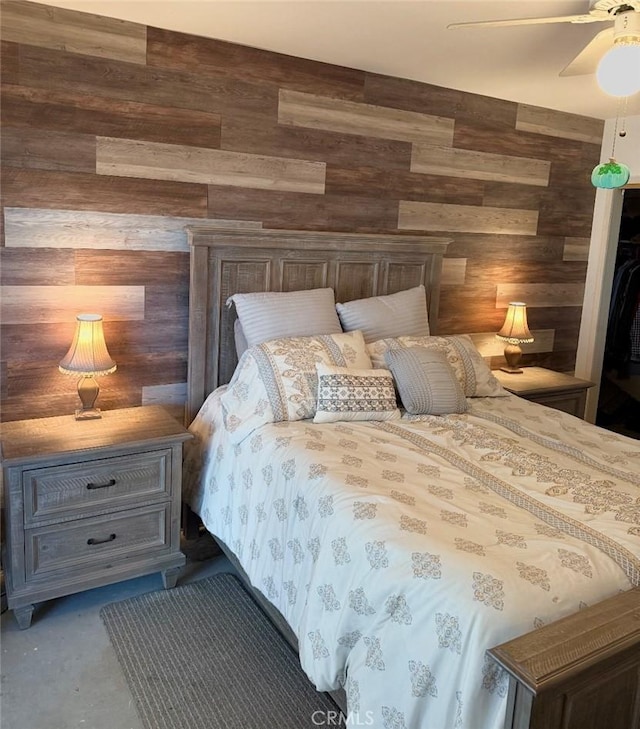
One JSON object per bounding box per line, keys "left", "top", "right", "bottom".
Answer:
{"left": 34, "top": 0, "right": 640, "bottom": 120}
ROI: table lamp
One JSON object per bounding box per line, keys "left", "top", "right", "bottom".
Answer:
{"left": 59, "top": 314, "right": 116, "bottom": 419}
{"left": 496, "top": 302, "right": 533, "bottom": 374}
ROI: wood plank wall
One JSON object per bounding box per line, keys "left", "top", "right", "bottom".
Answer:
{"left": 0, "top": 0, "right": 604, "bottom": 423}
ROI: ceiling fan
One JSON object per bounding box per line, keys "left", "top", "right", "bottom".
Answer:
{"left": 448, "top": 1, "right": 640, "bottom": 96}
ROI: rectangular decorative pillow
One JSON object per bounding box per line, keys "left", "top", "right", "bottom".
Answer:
{"left": 368, "top": 334, "right": 508, "bottom": 397}
{"left": 336, "top": 285, "right": 430, "bottom": 343}
{"left": 313, "top": 363, "right": 400, "bottom": 424}
{"left": 227, "top": 288, "right": 342, "bottom": 349}
{"left": 384, "top": 347, "right": 468, "bottom": 415}
{"left": 219, "top": 330, "right": 372, "bottom": 443}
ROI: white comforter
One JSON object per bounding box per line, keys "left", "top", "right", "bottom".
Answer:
{"left": 183, "top": 391, "right": 640, "bottom": 729}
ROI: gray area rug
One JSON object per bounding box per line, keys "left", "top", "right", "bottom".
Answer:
{"left": 100, "top": 573, "right": 340, "bottom": 729}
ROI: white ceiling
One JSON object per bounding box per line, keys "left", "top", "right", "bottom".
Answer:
{"left": 34, "top": 0, "right": 640, "bottom": 120}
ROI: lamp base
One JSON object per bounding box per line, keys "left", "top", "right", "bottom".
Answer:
{"left": 501, "top": 342, "right": 524, "bottom": 374}
{"left": 75, "top": 407, "right": 102, "bottom": 420}
{"left": 499, "top": 365, "right": 524, "bottom": 374}
{"left": 75, "top": 375, "right": 102, "bottom": 419}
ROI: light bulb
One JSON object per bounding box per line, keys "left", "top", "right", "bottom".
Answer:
{"left": 596, "top": 43, "right": 640, "bottom": 97}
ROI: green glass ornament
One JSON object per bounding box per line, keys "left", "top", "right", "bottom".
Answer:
{"left": 591, "top": 158, "right": 631, "bottom": 189}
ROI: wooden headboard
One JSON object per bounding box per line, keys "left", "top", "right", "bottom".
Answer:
{"left": 186, "top": 227, "right": 451, "bottom": 423}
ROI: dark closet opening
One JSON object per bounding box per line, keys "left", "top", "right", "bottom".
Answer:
{"left": 596, "top": 187, "right": 640, "bottom": 439}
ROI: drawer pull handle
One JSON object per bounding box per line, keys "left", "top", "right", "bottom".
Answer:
{"left": 87, "top": 533, "right": 116, "bottom": 546}
{"left": 86, "top": 478, "right": 116, "bottom": 490}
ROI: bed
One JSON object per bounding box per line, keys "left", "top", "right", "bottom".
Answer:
{"left": 181, "top": 227, "right": 640, "bottom": 729}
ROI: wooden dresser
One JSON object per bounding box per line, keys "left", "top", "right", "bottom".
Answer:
{"left": 1, "top": 406, "right": 192, "bottom": 628}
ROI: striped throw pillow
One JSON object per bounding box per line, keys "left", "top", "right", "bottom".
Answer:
{"left": 228, "top": 288, "right": 342, "bottom": 349}
{"left": 385, "top": 347, "right": 468, "bottom": 415}
{"left": 336, "top": 285, "right": 429, "bottom": 343}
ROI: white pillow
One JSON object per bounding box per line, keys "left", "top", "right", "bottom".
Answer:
{"left": 368, "top": 334, "right": 508, "bottom": 398}
{"left": 228, "top": 288, "right": 342, "bottom": 349}
{"left": 313, "top": 363, "right": 401, "bottom": 423}
{"left": 219, "top": 330, "right": 372, "bottom": 443}
{"left": 336, "top": 285, "right": 429, "bottom": 343}
{"left": 234, "top": 319, "right": 249, "bottom": 359}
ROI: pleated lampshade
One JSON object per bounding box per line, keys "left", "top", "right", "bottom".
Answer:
{"left": 496, "top": 302, "right": 533, "bottom": 344}
{"left": 59, "top": 314, "right": 116, "bottom": 376}
{"left": 496, "top": 302, "right": 533, "bottom": 374}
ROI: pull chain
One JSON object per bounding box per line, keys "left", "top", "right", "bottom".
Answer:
{"left": 611, "top": 96, "right": 629, "bottom": 160}
{"left": 590, "top": 98, "right": 631, "bottom": 188}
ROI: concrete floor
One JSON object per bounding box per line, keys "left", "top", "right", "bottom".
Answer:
{"left": 1, "top": 547, "right": 233, "bottom": 729}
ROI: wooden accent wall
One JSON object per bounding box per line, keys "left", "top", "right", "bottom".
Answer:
{"left": 0, "top": 0, "right": 604, "bottom": 423}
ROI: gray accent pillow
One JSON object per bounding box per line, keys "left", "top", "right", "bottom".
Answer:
{"left": 336, "top": 285, "right": 429, "bottom": 343}
{"left": 228, "top": 288, "right": 342, "bottom": 349}
{"left": 369, "top": 334, "right": 508, "bottom": 397}
{"left": 384, "top": 347, "right": 468, "bottom": 415}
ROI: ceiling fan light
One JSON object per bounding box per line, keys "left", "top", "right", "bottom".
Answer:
{"left": 596, "top": 42, "right": 640, "bottom": 96}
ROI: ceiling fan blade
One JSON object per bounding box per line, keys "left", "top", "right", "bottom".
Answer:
{"left": 448, "top": 13, "right": 608, "bottom": 30}
{"left": 560, "top": 27, "right": 614, "bottom": 76}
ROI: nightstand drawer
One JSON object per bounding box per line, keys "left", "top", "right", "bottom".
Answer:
{"left": 531, "top": 391, "right": 587, "bottom": 418}
{"left": 23, "top": 449, "right": 172, "bottom": 526}
{"left": 25, "top": 503, "right": 171, "bottom": 578}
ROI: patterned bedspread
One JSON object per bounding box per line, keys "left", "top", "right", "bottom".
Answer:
{"left": 183, "top": 391, "right": 640, "bottom": 729}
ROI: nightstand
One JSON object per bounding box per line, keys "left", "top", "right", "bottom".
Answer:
{"left": 493, "top": 367, "right": 595, "bottom": 419}
{"left": 1, "top": 406, "right": 193, "bottom": 629}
